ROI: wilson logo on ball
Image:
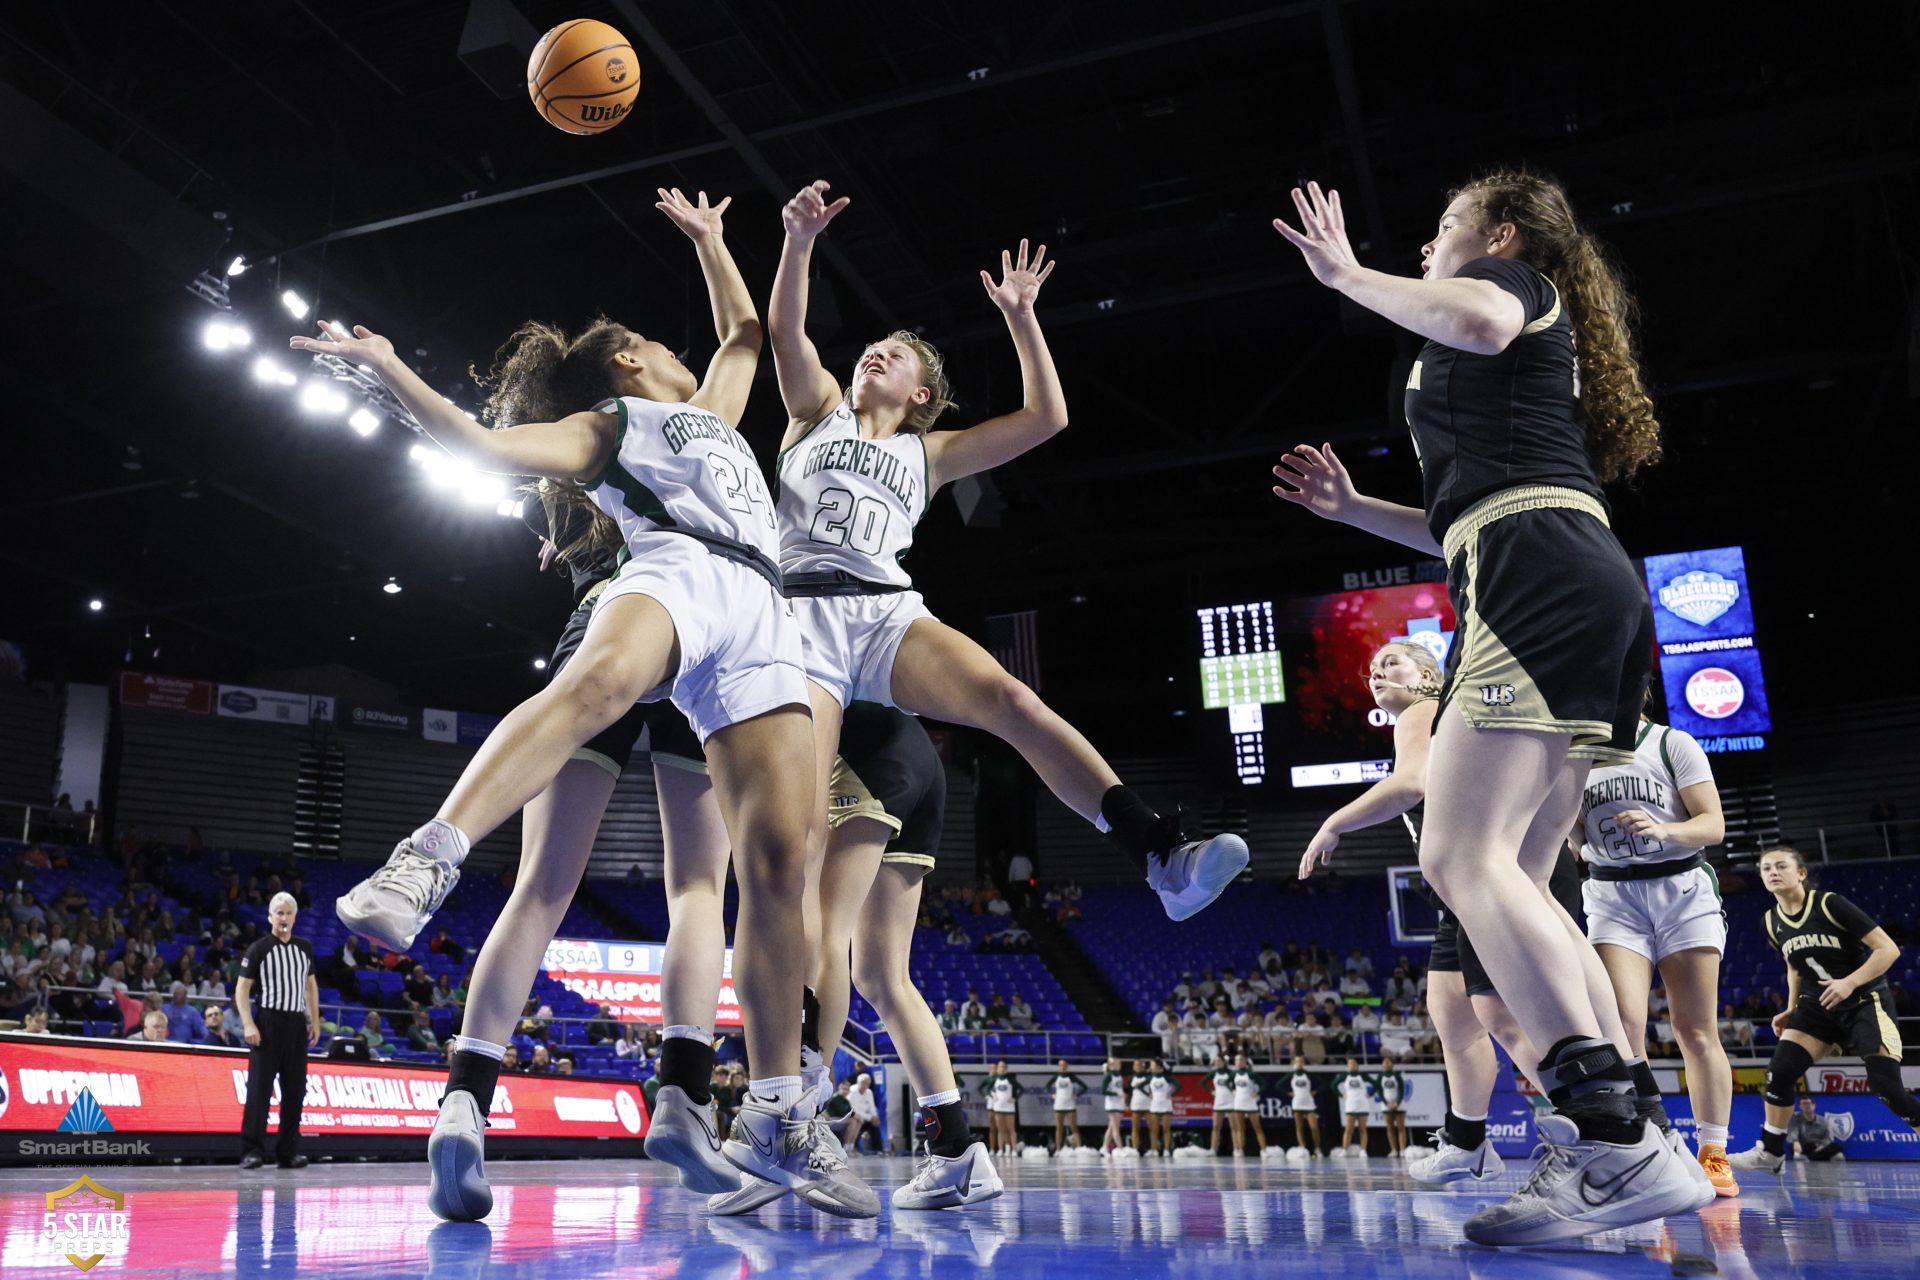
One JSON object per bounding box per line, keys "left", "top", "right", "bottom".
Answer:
{"left": 1685, "top": 667, "right": 1744, "bottom": 719}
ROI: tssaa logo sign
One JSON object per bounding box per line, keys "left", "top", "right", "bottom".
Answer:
{"left": 1685, "top": 667, "right": 1745, "bottom": 720}
{"left": 1642, "top": 547, "right": 1771, "bottom": 746}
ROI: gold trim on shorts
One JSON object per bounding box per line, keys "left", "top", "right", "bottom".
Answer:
{"left": 1443, "top": 484, "right": 1624, "bottom": 760}
{"left": 571, "top": 746, "right": 624, "bottom": 780}
{"left": 1872, "top": 992, "right": 1904, "bottom": 1056}
{"left": 881, "top": 851, "right": 935, "bottom": 872}
{"left": 827, "top": 756, "right": 904, "bottom": 836}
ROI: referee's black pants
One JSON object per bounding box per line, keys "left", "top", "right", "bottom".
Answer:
{"left": 241, "top": 1010, "right": 310, "bottom": 1163}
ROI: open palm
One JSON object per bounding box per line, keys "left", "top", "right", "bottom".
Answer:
{"left": 290, "top": 320, "right": 394, "bottom": 369}
{"left": 1271, "top": 442, "right": 1357, "bottom": 522}
{"left": 981, "top": 238, "right": 1055, "bottom": 315}
{"left": 655, "top": 187, "right": 731, "bottom": 241}
{"left": 783, "top": 179, "right": 850, "bottom": 241}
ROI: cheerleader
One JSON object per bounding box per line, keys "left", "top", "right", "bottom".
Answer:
{"left": 1230, "top": 1053, "right": 1270, "bottom": 1158}
{"left": 1289, "top": 1057, "right": 1322, "bottom": 1158}
{"left": 1374, "top": 1056, "right": 1410, "bottom": 1158}
{"left": 1334, "top": 1058, "right": 1373, "bottom": 1158}
{"left": 1209, "top": 1056, "right": 1236, "bottom": 1156}
{"left": 1049, "top": 1059, "right": 1086, "bottom": 1154}
{"left": 1129, "top": 1059, "right": 1154, "bottom": 1154}
{"left": 981, "top": 1062, "right": 1022, "bottom": 1156}
{"left": 1147, "top": 1059, "right": 1176, "bottom": 1155}
{"left": 1100, "top": 1057, "right": 1128, "bottom": 1154}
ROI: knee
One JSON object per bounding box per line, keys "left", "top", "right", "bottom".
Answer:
{"left": 554, "top": 649, "right": 651, "bottom": 723}
{"left": 1417, "top": 849, "right": 1462, "bottom": 907}
{"left": 1671, "top": 1015, "right": 1719, "bottom": 1059}
{"left": 1764, "top": 1041, "right": 1815, "bottom": 1108}
{"left": 981, "top": 673, "right": 1049, "bottom": 734}
{"left": 735, "top": 830, "right": 807, "bottom": 897}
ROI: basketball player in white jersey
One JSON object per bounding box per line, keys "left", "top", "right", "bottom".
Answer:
{"left": 769, "top": 180, "right": 1248, "bottom": 944}
{"left": 295, "top": 189, "right": 874, "bottom": 1220}
{"left": 1575, "top": 710, "right": 1736, "bottom": 1195}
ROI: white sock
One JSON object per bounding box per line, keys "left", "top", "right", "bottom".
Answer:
{"left": 410, "top": 818, "right": 470, "bottom": 865}
{"left": 451, "top": 1035, "right": 504, "bottom": 1060}
{"left": 663, "top": 1024, "right": 709, "bottom": 1043}
{"left": 751, "top": 1075, "right": 804, "bottom": 1111}
{"left": 1762, "top": 1122, "right": 1786, "bottom": 1136}
{"left": 1698, "top": 1123, "right": 1729, "bottom": 1148}
{"left": 918, "top": 1089, "right": 960, "bottom": 1108}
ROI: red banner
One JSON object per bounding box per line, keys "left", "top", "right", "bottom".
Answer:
{"left": 0, "top": 1036, "right": 649, "bottom": 1147}
{"left": 117, "top": 672, "right": 214, "bottom": 715}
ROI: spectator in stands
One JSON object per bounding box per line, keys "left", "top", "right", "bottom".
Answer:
{"left": 1007, "top": 993, "right": 1036, "bottom": 1030}
{"left": 847, "top": 1073, "right": 881, "bottom": 1153}
{"left": 1352, "top": 1004, "right": 1382, "bottom": 1037}
{"left": 938, "top": 999, "right": 964, "bottom": 1033}
{"left": 50, "top": 794, "right": 76, "bottom": 843}
{"left": 1344, "top": 946, "right": 1374, "bottom": 979}
{"left": 1219, "top": 968, "right": 1248, "bottom": 1011}
{"left": 986, "top": 893, "right": 1012, "bottom": 918}
{"left": 1054, "top": 897, "right": 1084, "bottom": 923}
{"left": 162, "top": 982, "right": 206, "bottom": 1044}
{"left": 556, "top": 1058, "right": 574, "bottom": 1076}
{"left": 134, "top": 958, "right": 167, "bottom": 996}
{"left": 944, "top": 922, "right": 969, "bottom": 948}
{"left": 428, "top": 927, "right": 466, "bottom": 966}
{"left": 327, "top": 936, "right": 363, "bottom": 991}
{"left": 823, "top": 1080, "right": 857, "bottom": 1142}
{"left": 359, "top": 1011, "right": 388, "bottom": 1055}
{"left": 1406, "top": 1002, "right": 1436, "bottom": 1061}
{"left": 1258, "top": 941, "right": 1281, "bottom": 973}
{"left": 1262, "top": 1004, "right": 1295, "bottom": 1061}
{"left": 1325, "top": 1013, "right": 1356, "bottom": 1058}
{"left": 430, "top": 974, "right": 460, "bottom": 1010}
{"left": 9, "top": 889, "right": 46, "bottom": 928}
{"left": 407, "top": 1010, "right": 441, "bottom": 1054}
{"left": 1383, "top": 963, "right": 1418, "bottom": 1011}
{"left": 613, "top": 1024, "right": 648, "bottom": 1059}
{"left": 129, "top": 1009, "right": 168, "bottom": 1042}
{"left": 403, "top": 964, "right": 435, "bottom": 1010}
{"left": 986, "top": 991, "right": 1010, "bottom": 1025}
{"left": 1152, "top": 1000, "right": 1178, "bottom": 1060}
{"left": 1296, "top": 1010, "right": 1327, "bottom": 1063}
{"left": 1195, "top": 968, "right": 1221, "bottom": 1004}
{"left": 286, "top": 875, "right": 312, "bottom": 911}
{"left": 43, "top": 921, "right": 70, "bottom": 963}
{"left": 528, "top": 1045, "right": 553, "bottom": 1074}
{"left": 990, "top": 923, "right": 1033, "bottom": 951}
{"left": 1006, "top": 851, "right": 1035, "bottom": 910}
{"left": 1172, "top": 972, "right": 1194, "bottom": 1003}
{"left": 204, "top": 1007, "right": 241, "bottom": 1048}
{"left": 196, "top": 966, "right": 228, "bottom": 1004}
{"left": 583, "top": 1004, "right": 621, "bottom": 1044}
{"left": 1338, "top": 969, "right": 1372, "bottom": 999}
{"left": 95, "top": 959, "right": 128, "bottom": 998}
{"left": 961, "top": 989, "right": 987, "bottom": 1025}
{"left": 1378, "top": 1009, "right": 1414, "bottom": 1061}
{"left": 1719, "top": 1002, "right": 1754, "bottom": 1051}
{"left": 21, "top": 1006, "right": 51, "bottom": 1035}
{"left": 502, "top": 1045, "right": 523, "bottom": 1073}
{"left": 518, "top": 1001, "right": 554, "bottom": 1042}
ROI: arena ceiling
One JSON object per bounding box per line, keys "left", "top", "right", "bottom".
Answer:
{"left": 2, "top": 1, "right": 1914, "bottom": 754}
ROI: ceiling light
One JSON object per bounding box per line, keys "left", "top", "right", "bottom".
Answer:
{"left": 299, "top": 380, "right": 349, "bottom": 415}
{"left": 533, "top": 657, "right": 548, "bottom": 671}
{"left": 461, "top": 474, "right": 507, "bottom": 506}
{"left": 226, "top": 255, "right": 249, "bottom": 277}
{"left": 495, "top": 498, "right": 525, "bottom": 519}
{"left": 282, "top": 289, "right": 310, "bottom": 320}
{"left": 203, "top": 319, "right": 235, "bottom": 351}
{"left": 88, "top": 599, "right": 103, "bottom": 612}
{"left": 383, "top": 579, "right": 402, "bottom": 595}
{"left": 348, "top": 408, "right": 381, "bottom": 437}
{"left": 253, "top": 356, "right": 286, "bottom": 384}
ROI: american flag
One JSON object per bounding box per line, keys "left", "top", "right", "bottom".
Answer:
{"left": 987, "top": 610, "right": 1041, "bottom": 691}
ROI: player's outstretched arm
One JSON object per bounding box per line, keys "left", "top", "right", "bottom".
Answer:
{"left": 770, "top": 180, "right": 851, "bottom": 442}
{"left": 291, "top": 323, "right": 608, "bottom": 480}
{"left": 1300, "top": 700, "right": 1437, "bottom": 880}
{"left": 924, "top": 240, "right": 1067, "bottom": 491}
{"left": 655, "top": 187, "right": 762, "bottom": 428}
{"left": 1271, "top": 443, "right": 1441, "bottom": 556}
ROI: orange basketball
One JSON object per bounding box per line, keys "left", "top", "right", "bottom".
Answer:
{"left": 527, "top": 19, "right": 640, "bottom": 136}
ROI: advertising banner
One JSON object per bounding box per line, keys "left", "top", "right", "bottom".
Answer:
{"left": 422, "top": 708, "right": 458, "bottom": 744}
{"left": 215, "top": 684, "right": 311, "bottom": 726}
{"left": 0, "top": 1035, "right": 649, "bottom": 1164}
{"left": 457, "top": 712, "right": 502, "bottom": 746}
{"left": 117, "top": 672, "right": 213, "bottom": 715}
{"left": 541, "top": 938, "right": 741, "bottom": 1028}
{"left": 342, "top": 704, "right": 415, "bottom": 733}
{"left": 1642, "top": 545, "right": 1772, "bottom": 744}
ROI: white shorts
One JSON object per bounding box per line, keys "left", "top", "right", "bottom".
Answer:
{"left": 988, "top": 1102, "right": 1016, "bottom": 1115}
{"left": 1130, "top": 1094, "right": 1151, "bottom": 1111}
{"left": 1150, "top": 1103, "right": 1173, "bottom": 1116}
{"left": 1234, "top": 1094, "right": 1261, "bottom": 1112}
{"left": 1582, "top": 865, "right": 1727, "bottom": 963}
{"left": 792, "top": 590, "right": 934, "bottom": 708}
{"left": 1104, "top": 1100, "right": 1123, "bottom": 1112}
{"left": 589, "top": 533, "right": 808, "bottom": 743}
{"left": 1213, "top": 1094, "right": 1234, "bottom": 1112}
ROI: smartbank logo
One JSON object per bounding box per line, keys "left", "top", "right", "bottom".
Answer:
{"left": 15, "top": 1087, "right": 154, "bottom": 1158}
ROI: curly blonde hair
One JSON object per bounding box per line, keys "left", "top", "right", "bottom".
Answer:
{"left": 1453, "top": 170, "right": 1663, "bottom": 484}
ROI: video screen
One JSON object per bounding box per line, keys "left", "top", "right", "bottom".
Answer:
{"left": 1643, "top": 545, "right": 1771, "bottom": 751}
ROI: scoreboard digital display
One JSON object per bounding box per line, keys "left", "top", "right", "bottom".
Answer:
{"left": 1196, "top": 602, "right": 1284, "bottom": 784}
{"left": 1642, "top": 546, "right": 1771, "bottom": 752}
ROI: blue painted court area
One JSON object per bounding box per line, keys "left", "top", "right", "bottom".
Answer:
{"left": 4, "top": 1155, "right": 1917, "bottom": 1278}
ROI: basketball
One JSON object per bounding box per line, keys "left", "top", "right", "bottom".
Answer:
{"left": 527, "top": 19, "right": 640, "bottom": 136}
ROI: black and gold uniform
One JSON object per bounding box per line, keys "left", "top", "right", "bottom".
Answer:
{"left": 1430, "top": 846, "right": 1584, "bottom": 997}
{"left": 1405, "top": 255, "right": 1652, "bottom": 765}
{"left": 1766, "top": 891, "right": 1901, "bottom": 1057}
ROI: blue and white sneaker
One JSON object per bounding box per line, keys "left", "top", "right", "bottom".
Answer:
{"left": 337, "top": 836, "right": 460, "bottom": 952}
{"left": 723, "top": 1096, "right": 878, "bottom": 1219}
{"left": 1148, "top": 833, "right": 1249, "bottom": 921}
{"left": 644, "top": 1085, "right": 740, "bottom": 1194}
{"left": 427, "top": 1090, "right": 492, "bottom": 1222}
{"left": 893, "top": 1141, "right": 1004, "bottom": 1210}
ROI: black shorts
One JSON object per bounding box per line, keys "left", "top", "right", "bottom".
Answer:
{"left": 1787, "top": 987, "right": 1904, "bottom": 1058}
{"left": 550, "top": 591, "right": 700, "bottom": 778}
{"left": 831, "top": 702, "right": 945, "bottom": 871}
{"left": 1432, "top": 852, "right": 1585, "bottom": 997}
{"left": 1440, "top": 487, "right": 1653, "bottom": 766}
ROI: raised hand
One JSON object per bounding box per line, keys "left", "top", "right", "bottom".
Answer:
{"left": 290, "top": 320, "right": 395, "bottom": 371}
{"left": 655, "top": 187, "right": 731, "bottom": 241}
{"left": 1300, "top": 827, "right": 1339, "bottom": 881}
{"left": 980, "top": 238, "right": 1055, "bottom": 315}
{"left": 1271, "top": 442, "right": 1357, "bottom": 522}
{"left": 782, "top": 179, "right": 850, "bottom": 242}
{"left": 1272, "top": 180, "right": 1361, "bottom": 288}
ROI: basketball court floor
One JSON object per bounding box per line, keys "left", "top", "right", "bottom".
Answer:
{"left": 4, "top": 1155, "right": 1915, "bottom": 1278}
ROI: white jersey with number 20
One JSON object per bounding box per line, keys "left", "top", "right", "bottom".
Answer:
{"left": 776, "top": 403, "right": 928, "bottom": 587}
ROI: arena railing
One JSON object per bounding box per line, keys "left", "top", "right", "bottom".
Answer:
{"left": 0, "top": 798, "right": 99, "bottom": 847}
{"left": 1809, "top": 818, "right": 1917, "bottom": 863}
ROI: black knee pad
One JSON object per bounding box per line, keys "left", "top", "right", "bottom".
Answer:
{"left": 1865, "top": 1055, "right": 1920, "bottom": 1122}
{"left": 1763, "top": 1041, "right": 1815, "bottom": 1108}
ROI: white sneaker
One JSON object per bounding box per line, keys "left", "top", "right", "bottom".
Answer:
{"left": 722, "top": 1097, "right": 878, "bottom": 1219}
{"left": 1112, "top": 1146, "right": 1142, "bottom": 1163}
{"left": 1260, "top": 1146, "right": 1285, "bottom": 1161}
{"left": 1285, "top": 1146, "right": 1310, "bottom": 1164}
{"left": 1405, "top": 1132, "right": 1504, "bottom": 1184}
{"left": 1464, "top": 1114, "right": 1715, "bottom": 1247}
{"left": 336, "top": 837, "right": 460, "bottom": 952}
{"left": 1346, "top": 1144, "right": 1365, "bottom": 1159}
{"left": 706, "top": 1174, "right": 789, "bottom": 1216}
{"left": 427, "top": 1089, "right": 491, "bottom": 1222}
{"left": 893, "top": 1141, "right": 1004, "bottom": 1210}
{"left": 644, "top": 1085, "right": 741, "bottom": 1194}
{"left": 1147, "top": 834, "right": 1250, "bottom": 921}
{"left": 1328, "top": 1147, "right": 1347, "bottom": 1160}
{"left": 1726, "top": 1141, "right": 1783, "bottom": 1174}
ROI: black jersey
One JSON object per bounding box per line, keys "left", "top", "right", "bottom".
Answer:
{"left": 525, "top": 494, "right": 621, "bottom": 604}
{"left": 1403, "top": 256, "right": 1603, "bottom": 542}
{"left": 1764, "top": 891, "right": 1888, "bottom": 1008}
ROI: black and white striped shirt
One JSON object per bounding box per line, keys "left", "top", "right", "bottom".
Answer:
{"left": 240, "top": 935, "right": 314, "bottom": 1014}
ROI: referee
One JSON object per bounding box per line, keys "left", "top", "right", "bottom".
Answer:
{"left": 236, "top": 891, "right": 321, "bottom": 1169}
